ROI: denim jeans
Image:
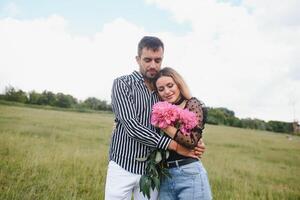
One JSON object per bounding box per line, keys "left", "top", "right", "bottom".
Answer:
{"left": 159, "top": 160, "right": 212, "bottom": 200}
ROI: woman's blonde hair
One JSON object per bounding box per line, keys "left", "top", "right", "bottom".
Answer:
{"left": 154, "top": 67, "right": 192, "bottom": 100}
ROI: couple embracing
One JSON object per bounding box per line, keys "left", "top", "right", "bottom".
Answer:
{"left": 105, "top": 36, "right": 212, "bottom": 200}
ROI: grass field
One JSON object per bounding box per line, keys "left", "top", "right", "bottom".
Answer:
{"left": 1, "top": 104, "right": 300, "bottom": 200}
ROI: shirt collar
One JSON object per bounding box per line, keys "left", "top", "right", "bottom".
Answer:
{"left": 132, "top": 71, "right": 144, "bottom": 82}
{"left": 132, "top": 71, "right": 157, "bottom": 95}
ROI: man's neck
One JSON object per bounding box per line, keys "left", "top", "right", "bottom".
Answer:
{"left": 144, "top": 79, "right": 155, "bottom": 91}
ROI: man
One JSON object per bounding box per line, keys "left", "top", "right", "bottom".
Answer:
{"left": 105, "top": 36, "right": 205, "bottom": 200}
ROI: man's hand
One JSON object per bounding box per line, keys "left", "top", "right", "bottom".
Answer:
{"left": 193, "top": 138, "right": 206, "bottom": 158}
{"left": 168, "top": 140, "right": 198, "bottom": 159}
{"left": 177, "top": 143, "right": 198, "bottom": 159}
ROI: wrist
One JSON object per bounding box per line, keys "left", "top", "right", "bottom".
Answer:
{"left": 163, "top": 126, "right": 178, "bottom": 139}
{"left": 167, "top": 140, "right": 178, "bottom": 151}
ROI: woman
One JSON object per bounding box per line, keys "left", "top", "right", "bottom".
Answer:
{"left": 153, "top": 67, "right": 212, "bottom": 200}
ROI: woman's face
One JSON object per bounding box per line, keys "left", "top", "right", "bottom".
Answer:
{"left": 156, "top": 76, "right": 181, "bottom": 103}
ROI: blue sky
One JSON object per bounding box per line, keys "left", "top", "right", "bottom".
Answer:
{"left": 0, "top": 0, "right": 192, "bottom": 35}
{"left": 0, "top": 0, "right": 299, "bottom": 122}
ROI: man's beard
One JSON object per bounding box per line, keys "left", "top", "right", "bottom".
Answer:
{"left": 143, "top": 74, "right": 156, "bottom": 82}
{"left": 143, "top": 71, "right": 158, "bottom": 82}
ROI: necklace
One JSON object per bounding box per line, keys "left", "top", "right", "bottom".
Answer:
{"left": 173, "top": 96, "right": 185, "bottom": 105}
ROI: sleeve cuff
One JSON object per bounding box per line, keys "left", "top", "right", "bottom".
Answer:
{"left": 157, "top": 135, "right": 172, "bottom": 150}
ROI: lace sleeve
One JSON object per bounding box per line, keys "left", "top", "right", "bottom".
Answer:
{"left": 174, "top": 97, "right": 207, "bottom": 149}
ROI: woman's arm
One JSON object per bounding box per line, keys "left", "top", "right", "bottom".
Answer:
{"left": 162, "top": 124, "right": 201, "bottom": 149}
{"left": 163, "top": 97, "right": 206, "bottom": 149}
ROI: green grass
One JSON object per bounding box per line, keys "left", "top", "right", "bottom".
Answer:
{"left": 1, "top": 104, "right": 300, "bottom": 199}
{"left": 0, "top": 100, "right": 112, "bottom": 114}
{"left": 0, "top": 105, "right": 112, "bottom": 200}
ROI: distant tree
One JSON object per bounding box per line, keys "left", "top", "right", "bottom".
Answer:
{"left": 3, "top": 85, "right": 294, "bottom": 134}
{"left": 218, "top": 107, "right": 235, "bottom": 117}
{"left": 37, "top": 91, "right": 56, "bottom": 106}
{"left": 28, "top": 91, "right": 42, "bottom": 104}
{"left": 206, "top": 114, "right": 219, "bottom": 125}
{"left": 97, "top": 100, "right": 110, "bottom": 110}
{"left": 55, "top": 93, "right": 77, "bottom": 108}
{"left": 206, "top": 107, "right": 235, "bottom": 125}
{"left": 106, "top": 103, "right": 112, "bottom": 111}
{"left": 83, "top": 97, "right": 101, "bottom": 110}
{"left": 228, "top": 117, "right": 242, "bottom": 127}
{"left": 267, "top": 121, "right": 293, "bottom": 133}
{"left": 4, "top": 86, "right": 28, "bottom": 103}
{"left": 83, "top": 97, "right": 111, "bottom": 111}
{"left": 252, "top": 118, "right": 267, "bottom": 130}
{"left": 206, "top": 108, "right": 220, "bottom": 124}
{"left": 240, "top": 118, "right": 256, "bottom": 129}
{"left": 232, "top": 118, "right": 243, "bottom": 127}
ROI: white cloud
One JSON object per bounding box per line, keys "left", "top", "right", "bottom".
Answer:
{"left": 2, "top": 2, "right": 21, "bottom": 17}
{"left": 145, "top": 0, "right": 300, "bottom": 122}
{"left": 243, "top": 0, "right": 300, "bottom": 29}
{"left": 0, "top": 16, "right": 146, "bottom": 101}
{"left": 0, "top": 0, "right": 299, "bottom": 122}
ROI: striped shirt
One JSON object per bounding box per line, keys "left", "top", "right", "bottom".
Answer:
{"left": 109, "top": 71, "right": 172, "bottom": 174}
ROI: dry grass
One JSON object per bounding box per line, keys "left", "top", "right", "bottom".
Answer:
{"left": 1, "top": 104, "right": 300, "bottom": 199}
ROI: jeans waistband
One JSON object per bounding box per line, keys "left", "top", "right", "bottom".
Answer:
{"left": 165, "top": 158, "right": 198, "bottom": 168}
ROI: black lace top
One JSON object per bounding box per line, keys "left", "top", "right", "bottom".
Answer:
{"left": 167, "top": 97, "right": 207, "bottom": 161}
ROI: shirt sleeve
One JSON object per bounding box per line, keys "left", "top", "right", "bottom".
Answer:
{"left": 111, "top": 78, "right": 171, "bottom": 150}
{"left": 174, "top": 97, "right": 206, "bottom": 149}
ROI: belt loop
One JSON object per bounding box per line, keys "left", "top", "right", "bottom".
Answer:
{"left": 175, "top": 160, "right": 179, "bottom": 168}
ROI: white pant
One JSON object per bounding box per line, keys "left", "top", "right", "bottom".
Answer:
{"left": 105, "top": 161, "right": 158, "bottom": 200}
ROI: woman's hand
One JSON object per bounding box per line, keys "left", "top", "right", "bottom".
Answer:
{"left": 193, "top": 138, "right": 205, "bottom": 158}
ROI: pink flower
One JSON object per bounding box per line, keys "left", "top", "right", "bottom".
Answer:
{"left": 151, "top": 101, "right": 198, "bottom": 135}
{"left": 178, "top": 109, "right": 198, "bottom": 135}
{"left": 151, "top": 102, "right": 179, "bottom": 128}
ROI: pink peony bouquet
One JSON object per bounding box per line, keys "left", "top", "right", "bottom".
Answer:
{"left": 140, "top": 101, "right": 198, "bottom": 198}
{"left": 151, "top": 101, "right": 198, "bottom": 135}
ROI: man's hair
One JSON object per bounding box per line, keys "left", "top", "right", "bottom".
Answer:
{"left": 137, "top": 36, "right": 164, "bottom": 57}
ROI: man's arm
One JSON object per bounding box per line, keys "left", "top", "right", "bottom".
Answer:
{"left": 157, "top": 126, "right": 206, "bottom": 158}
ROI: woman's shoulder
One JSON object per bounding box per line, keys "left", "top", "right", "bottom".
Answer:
{"left": 186, "top": 97, "right": 207, "bottom": 121}
{"left": 186, "top": 97, "right": 208, "bottom": 129}
{"left": 187, "top": 97, "right": 205, "bottom": 107}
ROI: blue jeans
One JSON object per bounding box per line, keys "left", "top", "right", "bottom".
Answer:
{"left": 159, "top": 160, "right": 212, "bottom": 200}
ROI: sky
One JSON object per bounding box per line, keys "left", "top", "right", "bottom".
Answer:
{"left": 0, "top": 0, "right": 299, "bottom": 122}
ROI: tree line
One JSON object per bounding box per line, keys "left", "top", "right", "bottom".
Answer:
{"left": 1, "top": 86, "right": 298, "bottom": 134}
{"left": 0, "top": 86, "right": 111, "bottom": 111}
{"left": 206, "top": 107, "right": 297, "bottom": 134}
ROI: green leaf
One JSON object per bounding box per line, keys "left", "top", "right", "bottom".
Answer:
{"left": 136, "top": 156, "right": 148, "bottom": 162}
{"left": 153, "top": 176, "right": 160, "bottom": 190}
{"left": 165, "top": 150, "right": 170, "bottom": 159}
{"left": 155, "top": 151, "right": 162, "bottom": 163}
{"left": 161, "top": 168, "right": 172, "bottom": 179}
{"left": 139, "top": 175, "right": 151, "bottom": 199}
{"left": 139, "top": 148, "right": 173, "bottom": 199}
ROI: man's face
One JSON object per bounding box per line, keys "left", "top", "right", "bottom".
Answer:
{"left": 136, "top": 47, "right": 164, "bottom": 80}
